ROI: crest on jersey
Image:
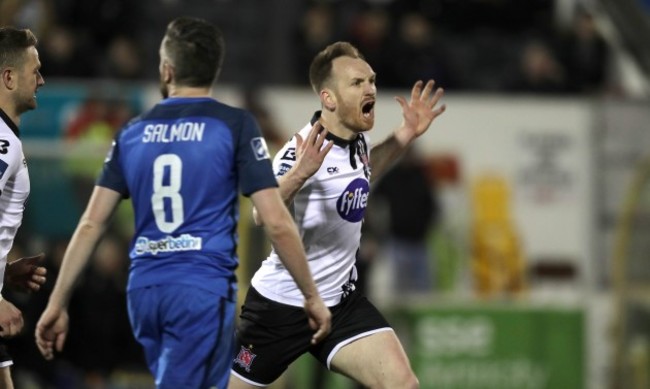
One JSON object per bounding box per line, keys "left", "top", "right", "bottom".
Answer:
{"left": 251, "top": 137, "right": 270, "bottom": 161}
{"left": 234, "top": 346, "right": 257, "bottom": 372}
{"left": 336, "top": 178, "right": 369, "bottom": 223}
{"left": 0, "top": 160, "right": 8, "bottom": 180}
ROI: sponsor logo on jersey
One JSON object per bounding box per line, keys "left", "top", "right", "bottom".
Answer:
{"left": 277, "top": 163, "right": 292, "bottom": 177}
{"left": 134, "top": 234, "right": 202, "bottom": 255}
{"left": 327, "top": 166, "right": 339, "bottom": 174}
{"left": 251, "top": 137, "right": 270, "bottom": 160}
{"left": 0, "top": 159, "right": 8, "bottom": 180}
{"left": 234, "top": 346, "right": 257, "bottom": 372}
{"left": 336, "top": 178, "right": 369, "bottom": 222}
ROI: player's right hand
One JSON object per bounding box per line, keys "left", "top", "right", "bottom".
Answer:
{"left": 304, "top": 295, "right": 332, "bottom": 345}
{"left": 0, "top": 299, "right": 23, "bottom": 337}
{"left": 294, "top": 121, "right": 334, "bottom": 179}
{"left": 35, "top": 306, "right": 69, "bottom": 360}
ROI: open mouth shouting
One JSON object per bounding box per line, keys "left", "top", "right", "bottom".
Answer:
{"left": 361, "top": 99, "right": 375, "bottom": 120}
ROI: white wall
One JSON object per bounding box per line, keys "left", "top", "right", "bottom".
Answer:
{"left": 261, "top": 89, "right": 596, "bottom": 291}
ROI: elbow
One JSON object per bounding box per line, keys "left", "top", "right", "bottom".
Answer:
{"left": 76, "top": 216, "right": 106, "bottom": 238}
{"left": 263, "top": 214, "right": 294, "bottom": 240}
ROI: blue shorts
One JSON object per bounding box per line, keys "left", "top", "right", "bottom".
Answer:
{"left": 127, "top": 282, "right": 237, "bottom": 389}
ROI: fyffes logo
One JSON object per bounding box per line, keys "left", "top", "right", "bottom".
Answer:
{"left": 336, "top": 178, "right": 369, "bottom": 222}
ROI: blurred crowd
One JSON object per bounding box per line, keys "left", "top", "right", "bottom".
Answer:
{"left": 0, "top": 0, "right": 629, "bottom": 387}
{"left": 0, "top": 0, "right": 617, "bottom": 95}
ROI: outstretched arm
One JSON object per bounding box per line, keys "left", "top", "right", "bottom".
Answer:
{"left": 251, "top": 187, "right": 332, "bottom": 344}
{"left": 35, "top": 186, "right": 122, "bottom": 360}
{"left": 370, "top": 80, "right": 446, "bottom": 182}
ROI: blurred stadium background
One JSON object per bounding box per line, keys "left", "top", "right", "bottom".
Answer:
{"left": 2, "top": 0, "right": 650, "bottom": 388}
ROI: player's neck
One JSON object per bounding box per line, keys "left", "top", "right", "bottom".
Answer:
{"left": 320, "top": 111, "right": 356, "bottom": 140}
{"left": 167, "top": 85, "right": 213, "bottom": 98}
{"left": 0, "top": 99, "right": 20, "bottom": 126}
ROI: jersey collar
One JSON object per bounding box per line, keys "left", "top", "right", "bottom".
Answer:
{"left": 161, "top": 97, "right": 215, "bottom": 105}
{"left": 0, "top": 108, "right": 19, "bottom": 138}
{"left": 309, "top": 111, "right": 369, "bottom": 174}
{"left": 309, "top": 111, "right": 360, "bottom": 147}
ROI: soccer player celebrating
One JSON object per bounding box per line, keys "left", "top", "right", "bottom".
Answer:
{"left": 230, "top": 41, "right": 446, "bottom": 388}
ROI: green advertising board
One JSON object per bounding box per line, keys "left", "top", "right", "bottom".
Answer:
{"left": 393, "top": 304, "right": 584, "bottom": 389}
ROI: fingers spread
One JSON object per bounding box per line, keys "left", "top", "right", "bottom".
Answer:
{"left": 315, "top": 128, "right": 328, "bottom": 148}
{"left": 428, "top": 87, "right": 445, "bottom": 109}
{"left": 295, "top": 133, "right": 304, "bottom": 150}
{"left": 411, "top": 80, "right": 423, "bottom": 102}
{"left": 420, "top": 80, "right": 435, "bottom": 101}
{"left": 321, "top": 140, "right": 334, "bottom": 156}
{"left": 394, "top": 96, "right": 408, "bottom": 110}
{"left": 306, "top": 121, "right": 322, "bottom": 145}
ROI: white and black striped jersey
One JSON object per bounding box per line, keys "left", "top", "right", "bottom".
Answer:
{"left": 252, "top": 112, "right": 371, "bottom": 307}
{"left": 0, "top": 109, "right": 30, "bottom": 294}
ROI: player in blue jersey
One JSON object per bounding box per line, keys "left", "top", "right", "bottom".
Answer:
{"left": 34, "top": 17, "right": 331, "bottom": 389}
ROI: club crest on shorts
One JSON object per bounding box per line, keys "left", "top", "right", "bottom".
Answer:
{"left": 234, "top": 346, "right": 257, "bottom": 372}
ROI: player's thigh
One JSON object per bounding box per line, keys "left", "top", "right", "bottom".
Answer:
{"left": 129, "top": 284, "right": 234, "bottom": 388}
{"left": 0, "top": 367, "right": 13, "bottom": 389}
{"left": 159, "top": 285, "right": 234, "bottom": 388}
{"left": 330, "top": 330, "right": 417, "bottom": 388}
{"left": 228, "top": 373, "right": 260, "bottom": 389}
{"left": 0, "top": 341, "right": 14, "bottom": 389}
{"left": 231, "top": 287, "right": 314, "bottom": 387}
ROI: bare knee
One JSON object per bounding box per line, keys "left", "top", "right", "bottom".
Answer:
{"left": 371, "top": 369, "right": 418, "bottom": 389}
{"left": 395, "top": 370, "right": 419, "bottom": 389}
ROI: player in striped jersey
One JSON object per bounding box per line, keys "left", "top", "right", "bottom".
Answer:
{"left": 230, "top": 42, "right": 445, "bottom": 388}
{"left": 0, "top": 27, "right": 47, "bottom": 388}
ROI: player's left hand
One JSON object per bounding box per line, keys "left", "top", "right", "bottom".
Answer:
{"left": 394, "top": 80, "right": 446, "bottom": 144}
{"left": 5, "top": 253, "right": 47, "bottom": 293}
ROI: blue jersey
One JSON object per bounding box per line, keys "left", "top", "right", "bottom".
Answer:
{"left": 98, "top": 97, "right": 277, "bottom": 294}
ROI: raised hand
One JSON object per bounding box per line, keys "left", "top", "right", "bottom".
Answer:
{"left": 394, "top": 80, "right": 446, "bottom": 144}
{"left": 294, "top": 121, "right": 334, "bottom": 179}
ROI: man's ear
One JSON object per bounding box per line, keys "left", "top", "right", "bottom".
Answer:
{"left": 320, "top": 89, "right": 336, "bottom": 111}
{"left": 161, "top": 61, "right": 174, "bottom": 84}
{"left": 1, "top": 68, "right": 15, "bottom": 90}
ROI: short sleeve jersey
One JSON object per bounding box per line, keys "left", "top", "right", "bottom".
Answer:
{"left": 251, "top": 112, "right": 371, "bottom": 307}
{"left": 98, "top": 97, "right": 277, "bottom": 294}
{"left": 0, "top": 109, "right": 30, "bottom": 294}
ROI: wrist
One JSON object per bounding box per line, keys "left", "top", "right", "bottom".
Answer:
{"left": 394, "top": 126, "right": 414, "bottom": 148}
